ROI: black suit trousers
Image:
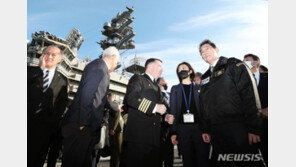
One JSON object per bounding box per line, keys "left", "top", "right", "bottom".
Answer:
{"left": 61, "top": 123, "right": 99, "bottom": 167}
{"left": 177, "top": 124, "right": 210, "bottom": 167}
{"left": 159, "top": 133, "right": 174, "bottom": 167}
{"left": 28, "top": 120, "right": 53, "bottom": 167}
{"left": 47, "top": 127, "right": 63, "bottom": 167}
{"left": 126, "top": 142, "right": 160, "bottom": 167}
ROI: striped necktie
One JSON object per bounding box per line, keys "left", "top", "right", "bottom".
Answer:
{"left": 43, "top": 70, "right": 49, "bottom": 92}
{"left": 210, "top": 66, "right": 214, "bottom": 72}
{"left": 35, "top": 70, "right": 49, "bottom": 114}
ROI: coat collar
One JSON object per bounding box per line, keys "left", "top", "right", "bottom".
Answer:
{"left": 202, "top": 56, "right": 228, "bottom": 79}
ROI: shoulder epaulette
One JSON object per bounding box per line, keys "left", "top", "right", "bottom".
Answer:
{"left": 236, "top": 62, "right": 244, "bottom": 67}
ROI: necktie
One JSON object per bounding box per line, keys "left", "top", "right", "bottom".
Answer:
{"left": 35, "top": 70, "right": 49, "bottom": 114}
{"left": 43, "top": 70, "right": 49, "bottom": 92}
{"left": 253, "top": 74, "right": 258, "bottom": 85}
{"left": 210, "top": 66, "right": 214, "bottom": 72}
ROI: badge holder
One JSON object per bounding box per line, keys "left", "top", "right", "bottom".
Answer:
{"left": 180, "top": 83, "right": 195, "bottom": 124}
{"left": 183, "top": 111, "right": 194, "bottom": 123}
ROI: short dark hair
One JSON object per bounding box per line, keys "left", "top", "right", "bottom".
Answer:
{"left": 199, "top": 39, "right": 217, "bottom": 53}
{"left": 195, "top": 72, "right": 202, "bottom": 78}
{"left": 244, "top": 54, "right": 260, "bottom": 62}
{"left": 156, "top": 77, "right": 163, "bottom": 84}
{"left": 259, "top": 65, "right": 268, "bottom": 73}
{"left": 176, "top": 62, "right": 196, "bottom": 82}
{"left": 145, "top": 58, "right": 162, "bottom": 69}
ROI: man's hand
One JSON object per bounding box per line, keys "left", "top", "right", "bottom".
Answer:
{"left": 79, "top": 126, "right": 85, "bottom": 130}
{"left": 171, "top": 135, "right": 178, "bottom": 145}
{"left": 109, "top": 130, "right": 115, "bottom": 136}
{"left": 156, "top": 104, "right": 167, "bottom": 115}
{"left": 165, "top": 114, "right": 174, "bottom": 124}
{"left": 262, "top": 107, "right": 268, "bottom": 118}
{"left": 39, "top": 54, "right": 46, "bottom": 70}
{"left": 248, "top": 133, "right": 260, "bottom": 145}
{"left": 202, "top": 133, "right": 211, "bottom": 143}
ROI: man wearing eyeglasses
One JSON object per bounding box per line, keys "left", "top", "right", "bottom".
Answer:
{"left": 28, "top": 45, "right": 68, "bottom": 167}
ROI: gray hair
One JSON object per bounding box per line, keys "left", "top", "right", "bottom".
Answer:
{"left": 102, "top": 46, "right": 119, "bottom": 58}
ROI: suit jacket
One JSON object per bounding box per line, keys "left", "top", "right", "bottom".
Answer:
{"left": 27, "top": 66, "right": 68, "bottom": 127}
{"left": 160, "top": 91, "right": 171, "bottom": 141}
{"left": 170, "top": 82, "right": 201, "bottom": 133}
{"left": 62, "top": 58, "right": 110, "bottom": 133}
{"left": 258, "top": 73, "right": 268, "bottom": 109}
{"left": 123, "top": 74, "right": 163, "bottom": 147}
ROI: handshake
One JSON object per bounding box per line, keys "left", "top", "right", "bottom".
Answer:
{"left": 155, "top": 104, "right": 174, "bottom": 125}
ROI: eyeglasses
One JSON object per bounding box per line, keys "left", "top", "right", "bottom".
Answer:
{"left": 44, "top": 52, "right": 60, "bottom": 59}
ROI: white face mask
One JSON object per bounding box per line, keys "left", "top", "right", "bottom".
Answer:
{"left": 244, "top": 61, "right": 253, "bottom": 69}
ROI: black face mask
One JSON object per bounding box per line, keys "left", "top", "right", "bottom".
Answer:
{"left": 163, "top": 84, "right": 168, "bottom": 91}
{"left": 178, "top": 70, "right": 190, "bottom": 80}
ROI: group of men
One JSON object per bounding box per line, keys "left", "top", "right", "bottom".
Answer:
{"left": 27, "top": 39, "right": 268, "bottom": 167}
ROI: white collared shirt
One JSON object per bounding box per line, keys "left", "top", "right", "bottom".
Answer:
{"left": 103, "top": 59, "right": 110, "bottom": 71}
{"left": 254, "top": 70, "right": 260, "bottom": 86}
{"left": 211, "top": 57, "right": 220, "bottom": 67}
{"left": 43, "top": 67, "right": 56, "bottom": 88}
{"left": 210, "top": 57, "right": 220, "bottom": 72}
{"left": 161, "top": 89, "right": 170, "bottom": 101}
{"left": 145, "top": 73, "right": 155, "bottom": 83}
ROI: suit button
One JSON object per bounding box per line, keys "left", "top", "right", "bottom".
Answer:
{"left": 153, "top": 123, "right": 156, "bottom": 125}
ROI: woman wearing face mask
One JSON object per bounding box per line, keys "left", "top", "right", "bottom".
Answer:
{"left": 170, "top": 62, "right": 209, "bottom": 167}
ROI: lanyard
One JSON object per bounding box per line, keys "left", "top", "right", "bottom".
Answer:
{"left": 180, "top": 82, "right": 192, "bottom": 113}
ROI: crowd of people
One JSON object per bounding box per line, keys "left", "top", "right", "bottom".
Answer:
{"left": 27, "top": 39, "right": 268, "bottom": 167}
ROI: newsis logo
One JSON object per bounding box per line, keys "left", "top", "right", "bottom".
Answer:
{"left": 218, "top": 154, "right": 263, "bottom": 162}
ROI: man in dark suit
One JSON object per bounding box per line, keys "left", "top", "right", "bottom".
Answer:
{"left": 61, "top": 46, "right": 120, "bottom": 167}
{"left": 123, "top": 58, "right": 174, "bottom": 167}
{"left": 156, "top": 77, "right": 174, "bottom": 167}
{"left": 27, "top": 45, "right": 68, "bottom": 167}
{"left": 244, "top": 54, "right": 268, "bottom": 165}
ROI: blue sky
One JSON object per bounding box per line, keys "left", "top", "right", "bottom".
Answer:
{"left": 28, "top": 0, "right": 268, "bottom": 88}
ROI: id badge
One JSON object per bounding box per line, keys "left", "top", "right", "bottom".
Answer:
{"left": 201, "top": 77, "right": 210, "bottom": 85}
{"left": 183, "top": 113, "right": 194, "bottom": 123}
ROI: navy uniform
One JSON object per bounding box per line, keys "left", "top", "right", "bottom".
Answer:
{"left": 123, "top": 73, "right": 164, "bottom": 167}
{"left": 199, "top": 56, "right": 264, "bottom": 166}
